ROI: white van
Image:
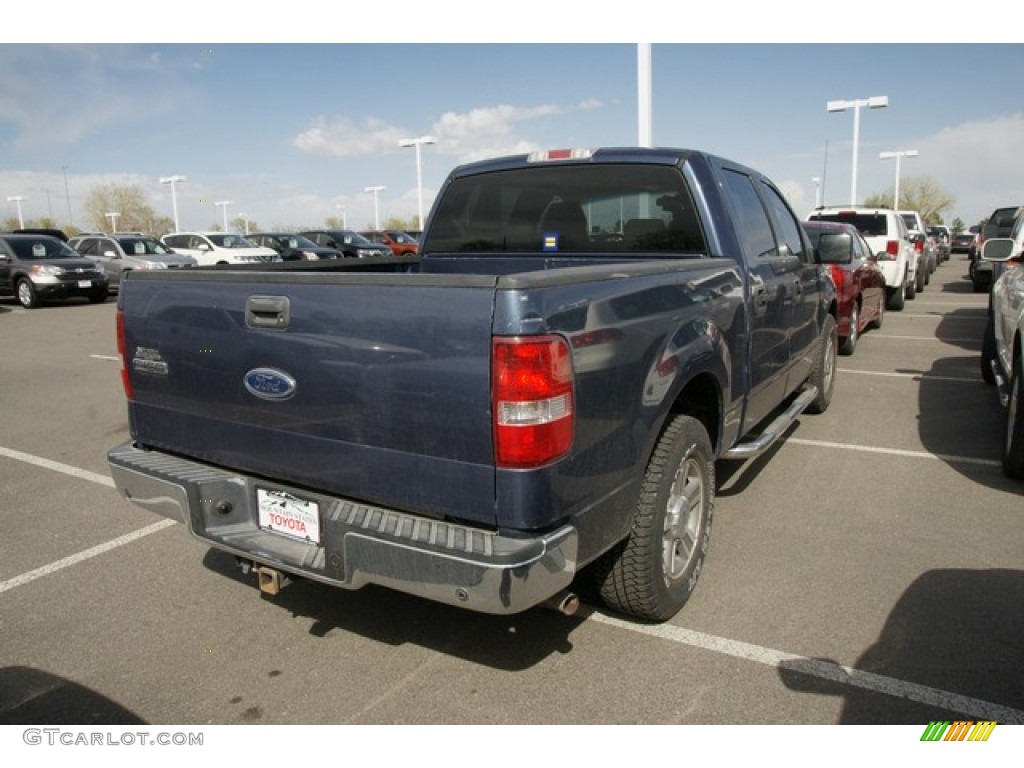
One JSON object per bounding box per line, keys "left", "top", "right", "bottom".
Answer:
{"left": 161, "top": 232, "right": 279, "bottom": 266}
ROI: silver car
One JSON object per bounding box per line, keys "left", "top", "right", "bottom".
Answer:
{"left": 69, "top": 234, "right": 197, "bottom": 290}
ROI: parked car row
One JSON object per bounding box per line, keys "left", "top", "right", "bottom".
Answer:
{"left": 802, "top": 220, "right": 886, "bottom": 356}
{"left": 68, "top": 233, "right": 197, "bottom": 292}
{"left": 807, "top": 206, "right": 920, "bottom": 310}
{"left": 978, "top": 204, "right": 1024, "bottom": 478}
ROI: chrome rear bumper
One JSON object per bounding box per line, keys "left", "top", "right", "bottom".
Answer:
{"left": 108, "top": 442, "right": 577, "bottom": 615}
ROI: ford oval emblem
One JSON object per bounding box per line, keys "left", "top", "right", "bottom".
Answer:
{"left": 244, "top": 368, "right": 296, "bottom": 401}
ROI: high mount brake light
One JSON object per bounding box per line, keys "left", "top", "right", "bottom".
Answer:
{"left": 492, "top": 336, "right": 574, "bottom": 469}
{"left": 527, "top": 148, "right": 593, "bottom": 163}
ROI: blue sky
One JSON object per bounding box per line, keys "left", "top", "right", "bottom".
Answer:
{"left": 2, "top": 11, "right": 1022, "bottom": 234}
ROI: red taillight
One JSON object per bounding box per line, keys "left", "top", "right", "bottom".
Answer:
{"left": 492, "top": 336, "right": 574, "bottom": 469}
{"left": 116, "top": 310, "right": 133, "bottom": 400}
{"left": 829, "top": 265, "right": 846, "bottom": 293}
{"left": 913, "top": 240, "right": 923, "bottom": 253}
{"left": 878, "top": 240, "right": 899, "bottom": 260}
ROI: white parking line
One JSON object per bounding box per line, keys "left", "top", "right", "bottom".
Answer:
{"left": 869, "top": 334, "right": 980, "bottom": 343}
{"left": 839, "top": 368, "right": 979, "bottom": 383}
{"left": 786, "top": 438, "right": 1001, "bottom": 468}
{"left": 0, "top": 445, "right": 115, "bottom": 487}
{"left": 591, "top": 613, "right": 1024, "bottom": 723}
{"left": 2, "top": 444, "right": 1017, "bottom": 723}
{"left": 0, "top": 444, "right": 177, "bottom": 595}
{"left": 0, "top": 519, "right": 176, "bottom": 595}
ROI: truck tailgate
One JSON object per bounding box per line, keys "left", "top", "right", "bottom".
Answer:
{"left": 120, "top": 271, "right": 499, "bottom": 526}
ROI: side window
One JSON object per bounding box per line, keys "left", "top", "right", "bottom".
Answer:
{"left": 760, "top": 181, "right": 808, "bottom": 264}
{"left": 75, "top": 238, "right": 97, "bottom": 256}
{"left": 720, "top": 168, "right": 776, "bottom": 265}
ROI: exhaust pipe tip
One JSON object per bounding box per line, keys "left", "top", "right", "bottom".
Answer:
{"left": 542, "top": 590, "right": 580, "bottom": 616}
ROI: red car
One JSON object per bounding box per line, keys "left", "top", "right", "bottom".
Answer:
{"left": 804, "top": 220, "right": 886, "bottom": 355}
{"left": 359, "top": 229, "right": 419, "bottom": 257}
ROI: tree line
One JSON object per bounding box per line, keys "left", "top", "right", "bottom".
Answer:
{"left": 4, "top": 176, "right": 977, "bottom": 236}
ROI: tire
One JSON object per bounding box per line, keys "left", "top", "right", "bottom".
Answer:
{"left": 887, "top": 276, "right": 906, "bottom": 311}
{"left": 870, "top": 294, "right": 884, "bottom": 330}
{"left": 906, "top": 270, "right": 917, "bottom": 300}
{"left": 593, "top": 414, "right": 714, "bottom": 621}
{"left": 1003, "top": 360, "right": 1024, "bottom": 479}
{"left": 16, "top": 278, "right": 39, "bottom": 309}
{"left": 806, "top": 314, "right": 837, "bottom": 414}
{"left": 839, "top": 303, "right": 859, "bottom": 356}
{"left": 981, "top": 315, "right": 997, "bottom": 386}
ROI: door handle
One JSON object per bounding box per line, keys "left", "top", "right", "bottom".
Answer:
{"left": 246, "top": 295, "right": 291, "bottom": 330}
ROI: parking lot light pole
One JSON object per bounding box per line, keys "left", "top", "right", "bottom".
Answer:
{"left": 106, "top": 211, "right": 120, "bottom": 232}
{"left": 364, "top": 186, "right": 386, "bottom": 230}
{"left": 879, "top": 149, "right": 918, "bottom": 210}
{"left": 811, "top": 177, "right": 822, "bottom": 209}
{"left": 160, "top": 175, "right": 187, "bottom": 233}
{"left": 62, "top": 165, "right": 73, "bottom": 225}
{"left": 826, "top": 95, "right": 888, "bottom": 205}
{"left": 6, "top": 195, "right": 26, "bottom": 228}
{"left": 215, "top": 201, "right": 232, "bottom": 232}
{"left": 399, "top": 136, "right": 436, "bottom": 231}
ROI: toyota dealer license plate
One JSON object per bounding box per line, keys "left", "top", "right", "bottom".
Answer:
{"left": 257, "top": 488, "right": 321, "bottom": 544}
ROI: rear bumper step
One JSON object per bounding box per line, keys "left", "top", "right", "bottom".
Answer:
{"left": 108, "top": 442, "right": 577, "bottom": 615}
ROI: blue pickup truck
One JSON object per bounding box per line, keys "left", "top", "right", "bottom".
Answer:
{"left": 108, "top": 147, "right": 837, "bottom": 622}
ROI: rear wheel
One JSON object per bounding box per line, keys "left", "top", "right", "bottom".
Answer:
{"left": 906, "top": 271, "right": 917, "bottom": 300}
{"left": 839, "top": 303, "right": 859, "bottom": 356}
{"left": 981, "top": 315, "right": 997, "bottom": 385}
{"left": 870, "top": 293, "right": 884, "bottom": 329}
{"left": 888, "top": 274, "right": 906, "bottom": 311}
{"left": 593, "top": 414, "right": 714, "bottom": 622}
{"left": 806, "top": 314, "right": 837, "bottom": 414}
{"left": 1003, "top": 359, "right": 1024, "bottom": 479}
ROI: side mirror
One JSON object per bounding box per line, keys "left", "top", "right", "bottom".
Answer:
{"left": 198, "top": 243, "right": 212, "bottom": 251}
{"left": 981, "top": 238, "right": 1016, "bottom": 263}
{"left": 103, "top": 250, "right": 119, "bottom": 259}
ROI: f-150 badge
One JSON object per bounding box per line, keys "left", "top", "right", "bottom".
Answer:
{"left": 244, "top": 368, "right": 296, "bottom": 401}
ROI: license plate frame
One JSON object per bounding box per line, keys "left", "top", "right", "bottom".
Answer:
{"left": 256, "top": 487, "right": 321, "bottom": 544}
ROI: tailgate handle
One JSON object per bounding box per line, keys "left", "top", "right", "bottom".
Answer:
{"left": 246, "top": 295, "right": 291, "bottom": 330}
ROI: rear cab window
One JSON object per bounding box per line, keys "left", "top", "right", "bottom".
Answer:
{"left": 423, "top": 163, "right": 707, "bottom": 256}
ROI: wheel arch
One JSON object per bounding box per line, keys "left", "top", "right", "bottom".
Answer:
{"left": 665, "top": 370, "right": 723, "bottom": 456}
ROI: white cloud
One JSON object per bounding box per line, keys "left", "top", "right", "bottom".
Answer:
{"left": 292, "top": 116, "right": 408, "bottom": 157}
{"left": 918, "top": 114, "right": 1024, "bottom": 222}
{"left": 292, "top": 99, "right": 604, "bottom": 164}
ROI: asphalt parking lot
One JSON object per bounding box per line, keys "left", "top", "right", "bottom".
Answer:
{"left": 1, "top": 255, "right": 1022, "bottom": 729}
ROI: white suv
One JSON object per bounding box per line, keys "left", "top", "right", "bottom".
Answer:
{"left": 806, "top": 207, "right": 917, "bottom": 310}
{"left": 161, "top": 232, "right": 279, "bottom": 266}
{"left": 979, "top": 206, "right": 1024, "bottom": 477}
